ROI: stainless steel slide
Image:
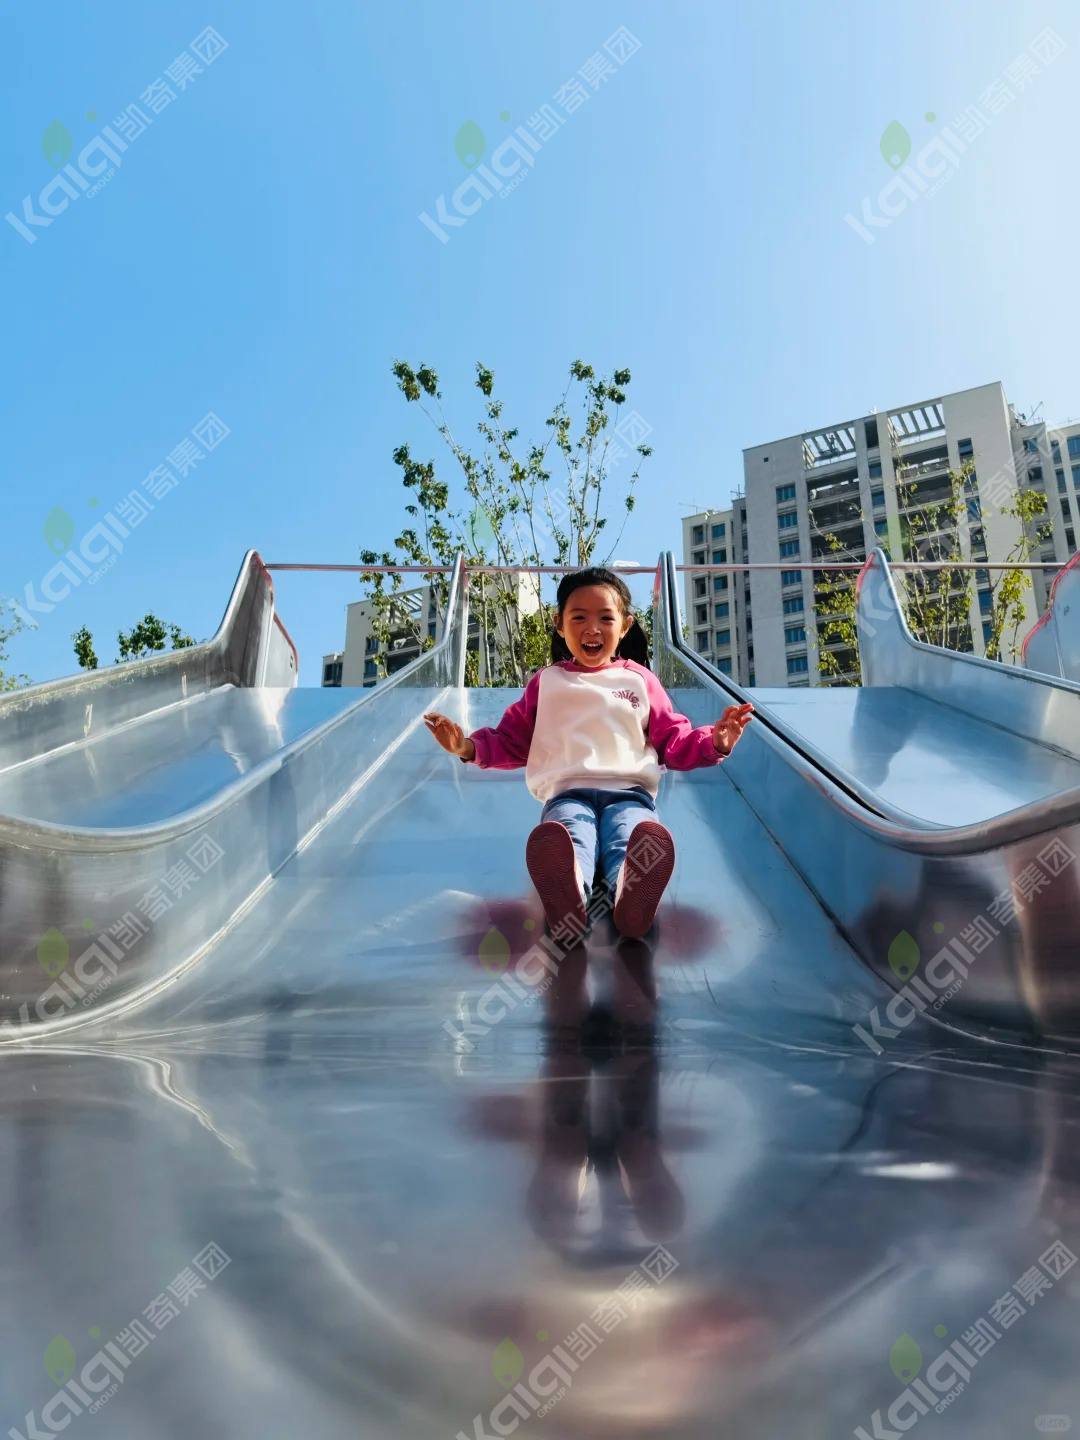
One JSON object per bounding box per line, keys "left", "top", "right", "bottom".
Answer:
{"left": 1, "top": 551, "right": 1078, "bottom": 1440}
{"left": 664, "top": 549, "right": 1080, "bottom": 1041}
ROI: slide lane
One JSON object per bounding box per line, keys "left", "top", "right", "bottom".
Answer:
{"left": 2, "top": 688, "right": 1079, "bottom": 1438}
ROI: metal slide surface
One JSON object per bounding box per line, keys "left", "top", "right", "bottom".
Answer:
{"left": 2, "top": 556, "right": 1080, "bottom": 1439}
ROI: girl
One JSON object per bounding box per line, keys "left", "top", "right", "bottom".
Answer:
{"left": 424, "top": 566, "right": 753, "bottom": 940}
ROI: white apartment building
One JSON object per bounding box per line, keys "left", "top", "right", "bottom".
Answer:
{"left": 324, "top": 573, "right": 543, "bottom": 687}
{"left": 684, "top": 381, "right": 1080, "bottom": 688}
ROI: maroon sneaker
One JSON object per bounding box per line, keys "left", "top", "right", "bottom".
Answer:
{"left": 613, "top": 821, "right": 675, "bottom": 939}
{"left": 526, "top": 822, "right": 588, "bottom": 941}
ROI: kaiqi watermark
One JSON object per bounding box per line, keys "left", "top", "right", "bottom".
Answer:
{"left": 445, "top": 829, "right": 670, "bottom": 1051}
{"left": 854, "top": 1239, "right": 1076, "bottom": 1439}
{"left": 844, "top": 27, "right": 1066, "bottom": 246}
{"left": 0, "top": 832, "right": 224, "bottom": 1047}
{"left": 420, "top": 27, "right": 641, "bottom": 244}
{"left": 467, "top": 408, "right": 651, "bottom": 563}
{"left": 457, "top": 1246, "right": 677, "bottom": 1438}
{"left": 8, "top": 1243, "right": 231, "bottom": 1440}
{"left": 12, "top": 412, "right": 229, "bottom": 628}
{"left": 6, "top": 27, "right": 228, "bottom": 246}
{"left": 853, "top": 835, "right": 1075, "bottom": 1056}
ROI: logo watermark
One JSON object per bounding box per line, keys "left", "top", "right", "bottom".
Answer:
{"left": 855, "top": 1239, "right": 1077, "bottom": 1438}
{"left": 7, "top": 28, "right": 228, "bottom": 246}
{"left": 420, "top": 28, "right": 641, "bottom": 244}
{"left": 853, "top": 837, "right": 1075, "bottom": 1055}
{"left": 12, "top": 412, "right": 229, "bottom": 627}
{"left": 8, "top": 1243, "right": 231, "bottom": 1439}
{"left": 457, "top": 1246, "right": 677, "bottom": 1437}
{"left": 445, "top": 831, "right": 668, "bottom": 1051}
{"left": 844, "top": 27, "right": 1066, "bottom": 246}
{"left": 0, "top": 831, "right": 224, "bottom": 1046}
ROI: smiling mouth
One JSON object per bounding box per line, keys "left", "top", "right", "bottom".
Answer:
{"left": 582, "top": 642, "right": 604, "bottom": 657}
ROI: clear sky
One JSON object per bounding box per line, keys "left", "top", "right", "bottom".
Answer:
{"left": 3, "top": 0, "right": 1077, "bottom": 686}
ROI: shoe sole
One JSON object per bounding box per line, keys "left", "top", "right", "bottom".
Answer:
{"left": 526, "top": 823, "right": 587, "bottom": 939}
{"left": 613, "top": 821, "right": 675, "bottom": 939}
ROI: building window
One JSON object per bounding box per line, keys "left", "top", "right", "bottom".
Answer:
{"left": 696, "top": 632, "right": 710, "bottom": 653}
{"left": 978, "top": 590, "right": 992, "bottom": 613}
{"left": 715, "top": 601, "right": 729, "bottom": 619}
{"left": 781, "top": 569, "right": 801, "bottom": 586}
{"left": 865, "top": 418, "right": 879, "bottom": 450}
{"left": 323, "top": 660, "right": 342, "bottom": 685}
{"left": 1072, "top": 465, "right": 1080, "bottom": 486}
{"left": 1058, "top": 470, "right": 1067, "bottom": 493}
{"left": 365, "top": 635, "right": 378, "bottom": 654}
{"left": 715, "top": 629, "right": 730, "bottom": 646}
{"left": 1029, "top": 467, "right": 1044, "bottom": 485}
{"left": 1064, "top": 499, "right": 1072, "bottom": 522}
{"left": 778, "top": 511, "right": 799, "bottom": 529}
{"left": 786, "top": 654, "right": 809, "bottom": 675}
{"left": 871, "top": 489, "right": 885, "bottom": 510}
{"left": 1069, "top": 529, "right": 1077, "bottom": 554}
{"left": 696, "top": 604, "right": 707, "bottom": 624}
{"left": 782, "top": 595, "right": 804, "bottom": 614}
{"left": 364, "top": 658, "right": 377, "bottom": 678}
{"left": 868, "top": 461, "right": 882, "bottom": 479}
{"left": 776, "top": 483, "right": 797, "bottom": 502}
{"left": 694, "top": 578, "right": 707, "bottom": 598}
{"left": 982, "top": 621, "right": 993, "bottom": 644}
{"left": 713, "top": 575, "right": 728, "bottom": 592}
{"left": 428, "top": 621, "right": 437, "bottom": 638}
{"left": 779, "top": 539, "right": 800, "bottom": 557}
{"left": 1025, "top": 437, "right": 1040, "bottom": 453}
{"left": 957, "top": 437, "right": 974, "bottom": 459}
{"left": 693, "top": 548, "right": 706, "bottom": 564}
{"left": 692, "top": 524, "right": 705, "bottom": 544}
{"left": 1068, "top": 436, "right": 1080, "bottom": 458}
{"left": 785, "top": 625, "right": 807, "bottom": 644}
{"left": 718, "top": 657, "right": 733, "bottom": 676}
{"left": 874, "top": 518, "right": 889, "bottom": 536}
{"left": 711, "top": 522, "right": 726, "bottom": 538}
{"left": 712, "top": 548, "right": 727, "bottom": 563}
{"left": 1052, "top": 441, "right": 1062, "bottom": 464}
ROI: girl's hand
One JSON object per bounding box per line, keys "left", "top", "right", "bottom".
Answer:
{"left": 424, "top": 711, "right": 476, "bottom": 762}
{"left": 713, "top": 703, "right": 754, "bottom": 756}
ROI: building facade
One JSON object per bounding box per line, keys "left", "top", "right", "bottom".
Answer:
{"left": 684, "top": 382, "right": 1079, "bottom": 688}
{"left": 324, "top": 573, "right": 543, "bottom": 687}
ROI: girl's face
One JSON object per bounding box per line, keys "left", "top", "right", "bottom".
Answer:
{"left": 556, "top": 584, "right": 633, "bottom": 668}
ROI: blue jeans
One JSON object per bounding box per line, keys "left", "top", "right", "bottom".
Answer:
{"left": 540, "top": 786, "right": 658, "bottom": 906}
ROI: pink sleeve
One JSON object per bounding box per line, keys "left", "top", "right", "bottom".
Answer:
{"left": 465, "top": 670, "right": 542, "bottom": 770}
{"left": 639, "top": 667, "right": 724, "bottom": 771}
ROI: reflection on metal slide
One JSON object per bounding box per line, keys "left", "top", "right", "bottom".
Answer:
{"left": 2, "top": 550, "right": 1079, "bottom": 1439}
{"left": 1022, "top": 552, "right": 1080, "bottom": 681}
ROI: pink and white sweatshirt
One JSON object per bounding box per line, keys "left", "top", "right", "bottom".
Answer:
{"left": 463, "top": 658, "right": 724, "bottom": 802}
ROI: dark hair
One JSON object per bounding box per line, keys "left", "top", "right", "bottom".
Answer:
{"left": 549, "top": 566, "right": 651, "bottom": 668}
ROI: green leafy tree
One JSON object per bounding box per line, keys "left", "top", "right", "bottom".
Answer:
{"left": 70, "top": 616, "right": 198, "bottom": 668}
{"left": 72, "top": 624, "right": 98, "bottom": 670}
{"left": 982, "top": 487, "right": 1051, "bottom": 661}
{"left": 360, "top": 358, "right": 652, "bottom": 687}
{"left": 116, "top": 616, "right": 196, "bottom": 661}
{"left": 1, "top": 601, "right": 32, "bottom": 691}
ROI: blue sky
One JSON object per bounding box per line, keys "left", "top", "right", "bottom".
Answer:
{"left": 2, "top": 0, "right": 1077, "bottom": 686}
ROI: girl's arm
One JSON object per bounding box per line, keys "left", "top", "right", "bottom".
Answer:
{"left": 462, "top": 670, "right": 542, "bottom": 769}
{"left": 639, "top": 669, "right": 726, "bottom": 771}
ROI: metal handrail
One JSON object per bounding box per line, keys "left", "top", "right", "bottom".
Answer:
{"left": 657, "top": 548, "right": 1080, "bottom": 854}
{"left": 266, "top": 561, "right": 1069, "bottom": 573}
